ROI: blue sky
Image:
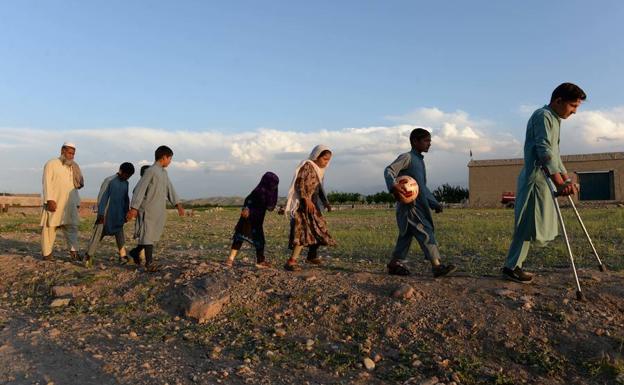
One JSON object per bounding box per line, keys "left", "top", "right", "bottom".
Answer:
{"left": 1, "top": 1, "right": 624, "bottom": 198}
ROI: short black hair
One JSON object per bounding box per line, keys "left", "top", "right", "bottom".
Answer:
{"left": 119, "top": 162, "right": 135, "bottom": 175}
{"left": 409, "top": 128, "right": 431, "bottom": 144}
{"left": 550, "top": 83, "right": 587, "bottom": 103}
{"left": 155, "top": 145, "right": 173, "bottom": 161}
{"left": 140, "top": 165, "right": 150, "bottom": 177}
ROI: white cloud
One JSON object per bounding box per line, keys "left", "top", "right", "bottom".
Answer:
{"left": 561, "top": 107, "right": 624, "bottom": 153}
{"left": 2, "top": 105, "right": 622, "bottom": 198}
{"left": 172, "top": 159, "right": 236, "bottom": 172}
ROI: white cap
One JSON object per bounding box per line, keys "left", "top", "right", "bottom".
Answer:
{"left": 62, "top": 141, "right": 76, "bottom": 149}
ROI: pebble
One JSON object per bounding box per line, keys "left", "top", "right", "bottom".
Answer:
{"left": 275, "top": 328, "right": 286, "bottom": 337}
{"left": 50, "top": 298, "right": 71, "bottom": 307}
{"left": 237, "top": 365, "right": 254, "bottom": 376}
{"left": 129, "top": 331, "right": 139, "bottom": 339}
{"left": 494, "top": 289, "right": 515, "bottom": 298}
{"left": 48, "top": 329, "right": 61, "bottom": 338}
{"left": 363, "top": 357, "right": 375, "bottom": 371}
{"left": 392, "top": 284, "right": 418, "bottom": 299}
{"left": 419, "top": 377, "right": 439, "bottom": 385}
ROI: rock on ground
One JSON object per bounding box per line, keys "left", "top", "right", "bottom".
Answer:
{"left": 180, "top": 276, "right": 231, "bottom": 323}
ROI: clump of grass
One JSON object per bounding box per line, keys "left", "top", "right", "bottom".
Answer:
{"left": 510, "top": 338, "right": 566, "bottom": 376}
{"left": 584, "top": 354, "right": 624, "bottom": 379}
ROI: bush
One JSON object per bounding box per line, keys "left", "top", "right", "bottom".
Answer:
{"left": 365, "top": 191, "right": 395, "bottom": 204}
{"left": 432, "top": 184, "right": 469, "bottom": 203}
{"left": 327, "top": 192, "right": 364, "bottom": 204}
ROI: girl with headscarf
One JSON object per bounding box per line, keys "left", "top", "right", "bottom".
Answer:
{"left": 225, "top": 172, "right": 280, "bottom": 268}
{"left": 284, "top": 145, "right": 336, "bottom": 271}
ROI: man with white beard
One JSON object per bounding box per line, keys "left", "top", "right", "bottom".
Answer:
{"left": 40, "top": 142, "right": 84, "bottom": 261}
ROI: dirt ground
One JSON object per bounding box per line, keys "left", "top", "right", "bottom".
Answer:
{"left": 1, "top": 212, "right": 623, "bottom": 385}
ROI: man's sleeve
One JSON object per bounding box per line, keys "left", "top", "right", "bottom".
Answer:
{"left": 424, "top": 184, "right": 441, "bottom": 210}
{"left": 130, "top": 170, "right": 152, "bottom": 210}
{"left": 97, "top": 179, "right": 112, "bottom": 216}
{"left": 167, "top": 177, "right": 180, "bottom": 206}
{"left": 42, "top": 161, "right": 54, "bottom": 202}
{"left": 384, "top": 153, "right": 411, "bottom": 192}
{"left": 534, "top": 112, "right": 558, "bottom": 174}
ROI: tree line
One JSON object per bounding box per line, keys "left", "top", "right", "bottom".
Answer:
{"left": 327, "top": 184, "right": 469, "bottom": 204}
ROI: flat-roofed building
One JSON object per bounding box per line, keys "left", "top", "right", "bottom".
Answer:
{"left": 468, "top": 152, "right": 624, "bottom": 207}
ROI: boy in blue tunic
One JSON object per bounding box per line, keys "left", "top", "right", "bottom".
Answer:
{"left": 384, "top": 128, "right": 456, "bottom": 277}
{"left": 502, "top": 83, "right": 585, "bottom": 282}
{"left": 84, "top": 162, "right": 135, "bottom": 267}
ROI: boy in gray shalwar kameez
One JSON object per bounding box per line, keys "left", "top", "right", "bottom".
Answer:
{"left": 127, "top": 146, "right": 184, "bottom": 272}
{"left": 384, "top": 128, "right": 456, "bottom": 278}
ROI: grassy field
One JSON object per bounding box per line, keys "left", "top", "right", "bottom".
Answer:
{"left": 1, "top": 206, "right": 622, "bottom": 274}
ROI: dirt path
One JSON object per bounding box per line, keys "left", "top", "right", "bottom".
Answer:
{"left": 0, "top": 314, "right": 120, "bottom": 385}
{"left": 1, "top": 249, "right": 623, "bottom": 385}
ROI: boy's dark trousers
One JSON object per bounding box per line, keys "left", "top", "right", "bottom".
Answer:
{"left": 231, "top": 241, "right": 265, "bottom": 263}
{"left": 131, "top": 244, "right": 154, "bottom": 265}
{"left": 392, "top": 222, "right": 441, "bottom": 261}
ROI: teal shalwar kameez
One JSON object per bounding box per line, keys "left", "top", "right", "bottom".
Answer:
{"left": 504, "top": 105, "right": 566, "bottom": 269}
{"left": 384, "top": 149, "right": 442, "bottom": 262}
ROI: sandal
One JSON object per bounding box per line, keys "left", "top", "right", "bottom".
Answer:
{"left": 256, "top": 261, "right": 271, "bottom": 269}
{"left": 387, "top": 260, "right": 411, "bottom": 276}
{"left": 283, "top": 262, "right": 301, "bottom": 272}
{"left": 70, "top": 250, "right": 81, "bottom": 261}
{"left": 306, "top": 257, "right": 323, "bottom": 265}
{"left": 145, "top": 263, "right": 160, "bottom": 273}
{"left": 224, "top": 259, "right": 234, "bottom": 268}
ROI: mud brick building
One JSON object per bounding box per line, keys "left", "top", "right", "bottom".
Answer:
{"left": 468, "top": 152, "right": 624, "bottom": 207}
{"left": 0, "top": 193, "right": 96, "bottom": 215}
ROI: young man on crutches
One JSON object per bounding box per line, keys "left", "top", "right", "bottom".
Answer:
{"left": 502, "top": 83, "right": 586, "bottom": 283}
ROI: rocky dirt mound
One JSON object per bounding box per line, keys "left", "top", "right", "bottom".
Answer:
{"left": 1, "top": 252, "right": 623, "bottom": 385}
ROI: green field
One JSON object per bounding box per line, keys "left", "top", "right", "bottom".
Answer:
{"left": 4, "top": 206, "right": 620, "bottom": 274}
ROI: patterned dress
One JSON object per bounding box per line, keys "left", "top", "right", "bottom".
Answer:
{"left": 289, "top": 162, "right": 336, "bottom": 248}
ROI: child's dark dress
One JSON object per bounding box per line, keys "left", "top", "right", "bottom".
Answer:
{"left": 231, "top": 172, "right": 279, "bottom": 262}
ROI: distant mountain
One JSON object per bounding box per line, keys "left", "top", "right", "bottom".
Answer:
{"left": 183, "top": 196, "right": 288, "bottom": 207}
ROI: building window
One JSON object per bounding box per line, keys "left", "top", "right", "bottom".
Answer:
{"left": 576, "top": 170, "right": 615, "bottom": 201}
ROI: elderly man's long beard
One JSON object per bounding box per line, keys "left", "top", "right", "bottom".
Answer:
{"left": 60, "top": 154, "right": 74, "bottom": 166}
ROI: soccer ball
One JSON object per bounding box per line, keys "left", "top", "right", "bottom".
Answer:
{"left": 394, "top": 175, "right": 419, "bottom": 204}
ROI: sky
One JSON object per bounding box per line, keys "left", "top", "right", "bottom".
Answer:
{"left": 1, "top": 0, "right": 624, "bottom": 199}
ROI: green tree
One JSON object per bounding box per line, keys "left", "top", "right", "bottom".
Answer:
{"left": 365, "top": 191, "right": 395, "bottom": 204}
{"left": 432, "top": 184, "right": 469, "bottom": 203}
{"left": 327, "top": 191, "right": 363, "bottom": 204}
